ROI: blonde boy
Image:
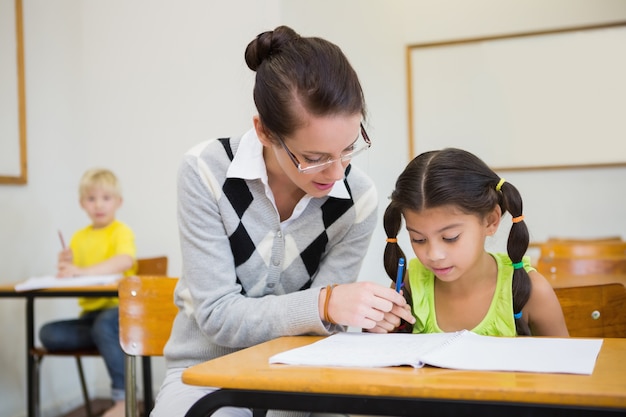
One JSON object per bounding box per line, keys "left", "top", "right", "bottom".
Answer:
{"left": 40, "top": 168, "right": 136, "bottom": 417}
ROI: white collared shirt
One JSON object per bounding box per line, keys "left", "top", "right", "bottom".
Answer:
{"left": 227, "top": 129, "right": 350, "bottom": 226}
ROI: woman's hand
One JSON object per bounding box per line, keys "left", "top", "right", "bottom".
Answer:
{"left": 320, "top": 281, "right": 415, "bottom": 332}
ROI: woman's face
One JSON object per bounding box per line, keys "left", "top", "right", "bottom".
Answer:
{"left": 261, "top": 113, "right": 364, "bottom": 198}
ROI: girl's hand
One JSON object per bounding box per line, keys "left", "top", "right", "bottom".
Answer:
{"left": 321, "top": 281, "right": 416, "bottom": 332}
{"left": 367, "top": 301, "right": 413, "bottom": 334}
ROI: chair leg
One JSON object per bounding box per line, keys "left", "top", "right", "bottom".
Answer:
{"left": 125, "top": 354, "right": 138, "bottom": 417}
{"left": 32, "top": 353, "right": 43, "bottom": 417}
{"left": 75, "top": 356, "right": 94, "bottom": 417}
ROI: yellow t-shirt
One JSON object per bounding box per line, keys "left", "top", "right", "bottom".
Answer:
{"left": 69, "top": 219, "right": 137, "bottom": 313}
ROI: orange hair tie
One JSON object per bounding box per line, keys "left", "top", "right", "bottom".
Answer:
{"left": 386, "top": 238, "right": 398, "bottom": 243}
{"left": 512, "top": 215, "right": 525, "bottom": 223}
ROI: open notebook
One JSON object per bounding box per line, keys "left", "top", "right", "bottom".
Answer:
{"left": 269, "top": 330, "right": 603, "bottom": 375}
{"left": 14, "top": 274, "right": 122, "bottom": 292}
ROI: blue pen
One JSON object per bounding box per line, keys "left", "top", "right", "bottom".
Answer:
{"left": 395, "top": 257, "right": 405, "bottom": 293}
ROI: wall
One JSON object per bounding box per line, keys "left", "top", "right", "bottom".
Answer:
{"left": 1, "top": 1, "right": 624, "bottom": 416}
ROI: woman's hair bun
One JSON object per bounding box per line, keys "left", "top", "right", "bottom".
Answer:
{"left": 245, "top": 25, "right": 300, "bottom": 71}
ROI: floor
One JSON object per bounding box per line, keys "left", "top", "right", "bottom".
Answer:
{"left": 59, "top": 398, "right": 144, "bottom": 417}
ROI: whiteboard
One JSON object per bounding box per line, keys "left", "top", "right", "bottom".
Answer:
{"left": 407, "top": 22, "right": 626, "bottom": 171}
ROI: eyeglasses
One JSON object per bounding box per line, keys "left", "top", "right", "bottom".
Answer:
{"left": 276, "top": 123, "right": 372, "bottom": 174}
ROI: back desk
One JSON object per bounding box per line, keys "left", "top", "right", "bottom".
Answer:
{"left": 0, "top": 282, "right": 154, "bottom": 417}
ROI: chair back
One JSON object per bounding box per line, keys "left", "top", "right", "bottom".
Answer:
{"left": 136, "top": 256, "right": 168, "bottom": 275}
{"left": 554, "top": 283, "right": 626, "bottom": 338}
{"left": 531, "top": 239, "right": 626, "bottom": 279}
{"left": 538, "top": 241, "right": 626, "bottom": 259}
{"left": 529, "top": 235, "right": 623, "bottom": 248}
{"left": 118, "top": 275, "right": 178, "bottom": 356}
{"left": 544, "top": 235, "right": 621, "bottom": 242}
{"left": 536, "top": 255, "right": 626, "bottom": 277}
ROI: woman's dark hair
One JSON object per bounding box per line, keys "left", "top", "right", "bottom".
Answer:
{"left": 383, "top": 148, "right": 532, "bottom": 335}
{"left": 244, "top": 25, "right": 366, "bottom": 139}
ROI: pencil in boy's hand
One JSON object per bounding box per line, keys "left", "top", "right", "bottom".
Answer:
{"left": 57, "top": 229, "right": 66, "bottom": 249}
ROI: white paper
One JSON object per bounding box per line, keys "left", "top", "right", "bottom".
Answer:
{"left": 419, "top": 331, "right": 603, "bottom": 375}
{"left": 270, "top": 332, "right": 458, "bottom": 368}
{"left": 269, "top": 330, "right": 603, "bottom": 375}
{"left": 14, "top": 274, "right": 122, "bottom": 292}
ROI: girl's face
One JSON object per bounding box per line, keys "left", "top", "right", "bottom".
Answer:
{"left": 403, "top": 205, "right": 500, "bottom": 282}
{"left": 257, "top": 113, "right": 364, "bottom": 198}
{"left": 80, "top": 186, "right": 122, "bottom": 229}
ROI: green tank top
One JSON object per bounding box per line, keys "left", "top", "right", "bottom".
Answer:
{"left": 408, "top": 253, "right": 533, "bottom": 337}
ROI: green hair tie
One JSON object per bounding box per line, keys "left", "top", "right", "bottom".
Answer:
{"left": 512, "top": 261, "right": 524, "bottom": 270}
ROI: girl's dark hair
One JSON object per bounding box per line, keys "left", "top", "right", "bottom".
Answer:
{"left": 244, "top": 25, "right": 366, "bottom": 139}
{"left": 383, "top": 148, "right": 532, "bottom": 336}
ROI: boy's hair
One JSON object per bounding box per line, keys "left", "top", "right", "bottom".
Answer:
{"left": 383, "top": 148, "right": 532, "bottom": 336}
{"left": 79, "top": 168, "right": 122, "bottom": 199}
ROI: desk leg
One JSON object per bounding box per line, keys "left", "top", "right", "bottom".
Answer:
{"left": 26, "top": 296, "right": 36, "bottom": 417}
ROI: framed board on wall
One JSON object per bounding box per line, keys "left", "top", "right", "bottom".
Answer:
{"left": 406, "top": 21, "right": 626, "bottom": 171}
{"left": 0, "top": 0, "right": 27, "bottom": 184}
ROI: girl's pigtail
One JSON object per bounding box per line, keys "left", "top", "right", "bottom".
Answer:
{"left": 383, "top": 203, "right": 412, "bottom": 305}
{"left": 383, "top": 203, "right": 412, "bottom": 334}
{"left": 383, "top": 203, "right": 406, "bottom": 285}
{"left": 499, "top": 180, "right": 532, "bottom": 336}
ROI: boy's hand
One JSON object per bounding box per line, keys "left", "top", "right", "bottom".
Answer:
{"left": 57, "top": 248, "right": 80, "bottom": 277}
{"left": 58, "top": 248, "right": 73, "bottom": 264}
{"left": 57, "top": 262, "right": 83, "bottom": 278}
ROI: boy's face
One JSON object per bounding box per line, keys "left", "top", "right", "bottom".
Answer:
{"left": 80, "top": 186, "right": 122, "bottom": 229}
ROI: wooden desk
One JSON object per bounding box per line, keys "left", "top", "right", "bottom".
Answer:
{"left": 0, "top": 283, "right": 154, "bottom": 417}
{"left": 182, "top": 336, "right": 626, "bottom": 417}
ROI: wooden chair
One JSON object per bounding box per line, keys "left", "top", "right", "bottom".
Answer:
{"left": 136, "top": 256, "right": 169, "bottom": 276}
{"left": 544, "top": 235, "right": 621, "bottom": 242}
{"left": 537, "top": 241, "right": 626, "bottom": 259}
{"left": 554, "top": 283, "right": 626, "bottom": 338}
{"left": 118, "top": 275, "right": 178, "bottom": 417}
{"left": 532, "top": 239, "right": 626, "bottom": 286}
{"left": 528, "top": 235, "right": 623, "bottom": 248}
{"left": 537, "top": 255, "right": 626, "bottom": 277}
{"left": 31, "top": 256, "right": 168, "bottom": 417}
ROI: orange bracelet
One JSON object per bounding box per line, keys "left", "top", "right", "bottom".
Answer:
{"left": 324, "top": 284, "right": 338, "bottom": 324}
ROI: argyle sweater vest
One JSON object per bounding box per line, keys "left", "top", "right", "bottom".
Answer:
{"left": 164, "top": 134, "right": 378, "bottom": 368}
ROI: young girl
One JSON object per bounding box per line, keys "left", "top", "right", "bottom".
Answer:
{"left": 383, "top": 148, "right": 568, "bottom": 337}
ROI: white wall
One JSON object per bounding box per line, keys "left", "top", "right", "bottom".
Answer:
{"left": 1, "top": 1, "right": 625, "bottom": 416}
